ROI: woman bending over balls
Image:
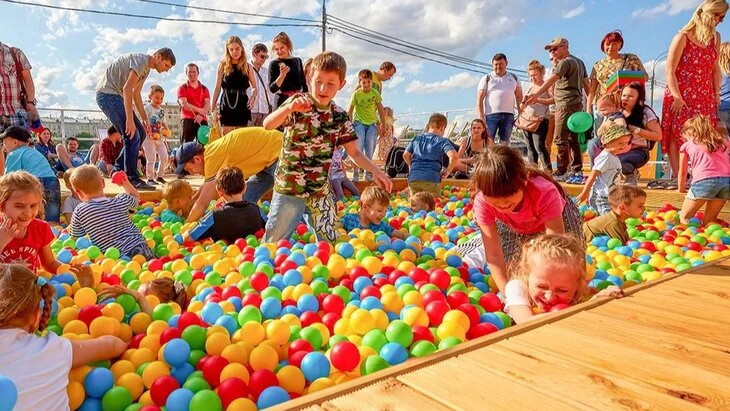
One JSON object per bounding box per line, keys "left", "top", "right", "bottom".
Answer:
{"left": 98, "top": 278, "right": 190, "bottom": 316}
{"left": 0, "top": 264, "right": 126, "bottom": 409}
{"left": 456, "top": 145, "right": 584, "bottom": 292}
{"left": 504, "top": 235, "right": 624, "bottom": 324}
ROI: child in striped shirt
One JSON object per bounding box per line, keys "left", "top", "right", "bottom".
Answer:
{"left": 68, "top": 165, "right": 155, "bottom": 259}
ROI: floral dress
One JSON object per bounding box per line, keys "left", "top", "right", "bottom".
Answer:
{"left": 376, "top": 118, "right": 395, "bottom": 161}
{"left": 661, "top": 35, "right": 718, "bottom": 152}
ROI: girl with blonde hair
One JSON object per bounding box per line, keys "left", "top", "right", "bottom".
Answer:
{"left": 212, "top": 35, "right": 258, "bottom": 134}
{"left": 661, "top": 0, "right": 728, "bottom": 187}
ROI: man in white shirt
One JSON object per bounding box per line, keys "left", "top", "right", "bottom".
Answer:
{"left": 476, "top": 53, "right": 523, "bottom": 145}
{"left": 249, "top": 43, "right": 275, "bottom": 127}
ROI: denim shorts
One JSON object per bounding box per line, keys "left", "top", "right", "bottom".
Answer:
{"left": 687, "top": 177, "right": 730, "bottom": 200}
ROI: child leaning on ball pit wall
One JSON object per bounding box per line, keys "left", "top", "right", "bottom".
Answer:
{"left": 0, "top": 264, "right": 127, "bottom": 410}
{"left": 583, "top": 185, "right": 647, "bottom": 244}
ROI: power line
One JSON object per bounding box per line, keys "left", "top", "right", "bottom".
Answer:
{"left": 133, "top": 0, "right": 319, "bottom": 23}
{"left": 1, "top": 0, "right": 321, "bottom": 27}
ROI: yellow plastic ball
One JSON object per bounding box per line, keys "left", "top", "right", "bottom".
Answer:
{"left": 129, "top": 313, "right": 152, "bottom": 335}
{"left": 141, "top": 361, "right": 170, "bottom": 388}
{"left": 57, "top": 307, "right": 79, "bottom": 328}
{"left": 67, "top": 381, "right": 85, "bottom": 410}
{"left": 221, "top": 342, "right": 250, "bottom": 365}
{"left": 220, "top": 363, "right": 250, "bottom": 385}
{"left": 89, "top": 317, "right": 119, "bottom": 338}
{"left": 205, "top": 332, "right": 231, "bottom": 357}
{"left": 308, "top": 377, "right": 335, "bottom": 393}
{"left": 349, "top": 309, "right": 375, "bottom": 335}
{"left": 63, "top": 320, "right": 89, "bottom": 335}
{"left": 227, "top": 398, "right": 258, "bottom": 411}
{"left": 276, "top": 365, "right": 306, "bottom": 394}
{"left": 129, "top": 347, "right": 156, "bottom": 368}
{"left": 442, "top": 310, "right": 470, "bottom": 332}
{"left": 117, "top": 372, "right": 145, "bottom": 400}
{"left": 249, "top": 343, "right": 279, "bottom": 371}
{"left": 73, "top": 287, "right": 97, "bottom": 307}
{"left": 265, "top": 320, "right": 291, "bottom": 346}
{"left": 238, "top": 322, "right": 265, "bottom": 345}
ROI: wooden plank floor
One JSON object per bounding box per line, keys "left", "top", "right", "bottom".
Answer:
{"left": 272, "top": 258, "right": 730, "bottom": 411}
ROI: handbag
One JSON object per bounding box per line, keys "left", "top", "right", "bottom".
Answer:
{"left": 515, "top": 111, "right": 542, "bottom": 133}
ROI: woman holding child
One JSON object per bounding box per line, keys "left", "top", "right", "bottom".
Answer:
{"left": 457, "top": 145, "right": 584, "bottom": 293}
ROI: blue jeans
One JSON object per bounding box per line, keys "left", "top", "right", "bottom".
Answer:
{"left": 592, "top": 107, "right": 605, "bottom": 134}
{"left": 688, "top": 177, "right": 730, "bottom": 200}
{"left": 719, "top": 109, "right": 730, "bottom": 131}
{"left": 96, "top": 92, "right": 145, "bottom": 182}
{"left": 354, "top": 121, "right": 377, "bottom": 177}
{"left": 243, "top": 160, "right": 277, "bottom": 204}
{"left": 618, "top": 147, "right": 649, "bottom": 175}
{"left": 263, "top": 188, "right": 338, "bottom": 243}
{"left": 40, "top": 177, "right": 61, "bottom": 223}
{"left": 587, "top": 137, "right": 602, "bottom": 167}
{"left": 485, "top": 113, "right": 515, "bottom": 145}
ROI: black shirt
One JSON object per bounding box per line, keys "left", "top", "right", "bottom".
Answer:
{"left": 189, "top": 201, "right": 265, "bottom": 244}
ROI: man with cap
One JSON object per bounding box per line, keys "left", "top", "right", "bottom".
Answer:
{"left": 524, "top": 37, "right": 589, "bottom": 183}
{"left": 0, "top": 125, "right": 62, "bottom": 222}
{"left": 175, "top": 126, "right": 283, "bottom": 222}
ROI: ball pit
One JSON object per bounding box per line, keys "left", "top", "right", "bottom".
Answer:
{"left": 30, "top": 190, "right": 730, "bottom": 410}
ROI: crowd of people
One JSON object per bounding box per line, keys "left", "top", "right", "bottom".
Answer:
{"left": 0, "top": 0, "right": 729, "bottom": 407}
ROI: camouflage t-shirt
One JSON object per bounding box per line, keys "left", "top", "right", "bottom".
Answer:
{"left": 275, "top": 93, "right": 358, "bottom": 198}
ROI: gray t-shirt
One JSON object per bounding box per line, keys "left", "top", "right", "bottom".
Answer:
{"left": 96, "top": 53, "right": 150, "bottom": 95}
{"left": 553, "top": 55, "right": 587, "bottom": 107}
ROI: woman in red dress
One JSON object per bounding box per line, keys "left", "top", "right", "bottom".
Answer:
{"left": 661, "top": 0, "right": 727, "bottom": 189}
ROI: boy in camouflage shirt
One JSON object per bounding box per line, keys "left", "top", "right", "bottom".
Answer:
{"left": 262, "top": 51, "right": 392, "bottom": 242}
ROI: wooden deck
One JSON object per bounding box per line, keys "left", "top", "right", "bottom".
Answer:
{"left": 272, "top": 257, "right": 730, "bottom": 411}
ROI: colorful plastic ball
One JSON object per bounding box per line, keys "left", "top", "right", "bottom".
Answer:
{"left": 410, "top": 340, "right": 438, "bottom": 357}
{"left": 276, "top": 365, "right": 305, "bottom": 394}
{"left": 202, "top": 356, "right": 230, "bottom": 387}
{"left": 182, "top": 377, "right": 210, "bottom": 394}
{"left": 165, "top": 388, "right": 194, "bottom": 411}
{"left": 188, "top": 389, "right": 223, "bottom": 411}
{"left": 249, "top": 344, "right": 278, "bottom": 371}
{"left": 385, "top": 320, "right": 413, "bottom": 347}
{"left": 150, "top": 376, "right": 180, "bottom": 406}
{"left": 0, "top": 375, "right": 18, "bottom": 411}
{"left": 248, "top": 369, "right": 278, "bottom": 400}
{"left": 300, "top": 352, "right": 331, "bottom": 382}
{"left": 257, "top": 386, "right": 291, "bottom": 409}
{"left": 330, "top": 341, "right": 360, "bottom": 372}
{"left": 361, "top": 355, "right": 390, "bottom": 376}
{"left": 101, "top": 386, "right": 133, "bottom": 411}
{"left": 201, "top": 303, "right": 224, "bottom": 325}
{"left": 84, "top": 367, "right": 114, "bottom": 398}
{"left": 182, "top": 325, "right": 207, "bottom": 351}
{"left": 218, "top": 378, "right": 249, "bottom": 409}
{"left": 380, "top": 342, "right": 408, "bottom": 365}
{"left": 163, "top": 339, "right": 191, "bottom": 367}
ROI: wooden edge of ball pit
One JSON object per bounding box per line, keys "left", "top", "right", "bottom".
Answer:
{"left": 268, "top": 255, "right": 730, "bottom": 411}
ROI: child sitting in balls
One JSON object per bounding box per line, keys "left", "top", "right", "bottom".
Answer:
{"left": 583, "top": 185, "right": 646, "bottom": 244}
{"left": 61, "top": 169, "right": 83, "bottom": 225}
{"left": 341, "top": 186, "right": 407, "bottom": 239}
{"left": 98, "top": 277, "right": 189, "bottom": 315}
{"left": 179, "top": 166, "right": 265, "bottom": 244}
{"left": 0, "top": 264, "right": 127, "bottom": 409}
{"left": 69, "top": 165, "right": 156, "bottom": 260}
{"left": 403, "top": 113, "right": 460, "bottom": 198}
{"left": 576, "top": 120, "right": 631, "bottom": 215}
{"left": 504, "top": 234, "right": 624, "bottom": 324}
{"left": 409, "top": 191, "right": 436, "bottom": 213}
{"left": 161, "top": 179, "right": 194, "bottom": 224}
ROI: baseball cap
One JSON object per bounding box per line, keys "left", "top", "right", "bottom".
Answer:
{"left": 544, "top": 37, "right": 569, "bottom": 50}
{"left": 0, "top": 126, "right": 32, "bottom": 143}
{"left": 174, "top": 141, "right": 204, "bottom": 176}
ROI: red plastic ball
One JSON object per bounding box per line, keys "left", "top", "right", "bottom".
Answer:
{"left": 287, "top": 339, "right": 314, "bottom": 359}
{"left": 248, "top": 369, "right": 278, "bottom": 400}
{"left": 412, "top": 325, "right": 434, "bottom": 343}
{"left": 129, "top": 333, "right": 145, "bottom": 349}
{"left": 408, "top": 268, "right": 429, "bottom": 284}
{"left": 250, "top": 273, "right": 270, "bottom": 292}
{"left": 321, "top": 312, "right": 341, "bottom": 334}
{"left": 201, "top": 355, "right": 230, "bottom": 387}
{"left": 466, "top": 323, "right": 499, "bottom": 340}
{"left": 299, "top": 311, "right": 322, "bottom": 327}
{"left": 177, "top": 312, "right": 201, "bottom": 331}
{"left": 425, "top": 301, "right": 450, "bottom": 326}
{"left": 296, "top": 224, "right": 309, "bottom": 236}
{"left": 330, "top": 341, "right": 360, "bottom": 372}
{"left": 478, "top": 293, "right": 503, "bottom": 313}
{"left": 422, "top": 290, "right": 446, "bottom": 306}
{"left": 78, "top": 305, "right": 103, "bottom": 326}
{"left": 218, "top": 377, "right": 249, "bottom": 408}
{"left": 150, "top": 376, "right": 179, "bottom": 405}
{"left": 446, "top": 291, "right": 469, "bottom": 308}
{"left": 288, "top": 351, "right": 308, "bottom": 368}
{"left": 241, "top": 294, "right": 263, "bottom": 308}
{"left": 221, "top": 286, "right": 242, "bottom": 300}
{"left": 428, "top": 269, "right": 451, "bottom": 290}
{"left": 147, "top": 259, "right": 164, "bottom": 272}
{"left": 159, "top": 328, "right": 182, "bottom": 345}
{"left": 457, "top": 303, "right": 480, "bottom": 328}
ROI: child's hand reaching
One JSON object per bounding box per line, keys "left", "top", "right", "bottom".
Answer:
{"left": 595, "top": 285, "right": 625, "bottom": 299}
{"left": 98, "top": 285, "right": 143, "bottom": 304}
{"left": 575, "top": 191, "right": 589, "bottom": 205}
{"left": 70, "top": 264, "right": 95, "bottom": 288}
{"left": 287, "top": 95, "right": 313, "bottom": 114}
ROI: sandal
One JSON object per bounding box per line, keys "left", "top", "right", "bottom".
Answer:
{"left": 646, "top": 179, "right": 666, "bottom": 189}
{"left": 664, "top": 179, "right": 678, "bottom": 190}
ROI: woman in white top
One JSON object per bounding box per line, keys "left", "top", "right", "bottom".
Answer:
{"left": 521, "top": 60, "right": 555, "bottom": 171}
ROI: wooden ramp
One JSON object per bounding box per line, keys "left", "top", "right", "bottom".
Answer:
{"left": 273, "top": 258, "right": 730, "bottom": 411}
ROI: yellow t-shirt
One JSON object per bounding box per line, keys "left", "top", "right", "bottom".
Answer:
{"left": 371, "top": 71, "right": 383, "bottom": 94}
{"left": 203, "top": 127, "right": 283, "bottom": 181}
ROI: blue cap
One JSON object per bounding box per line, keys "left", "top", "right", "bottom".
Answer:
{"left": 175, "top": 142, "right": 203, "bottom": 176}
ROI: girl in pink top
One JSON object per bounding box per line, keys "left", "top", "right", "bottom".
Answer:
{"left": 457, "top": 146, "right": 583, "bottom": 292}
{"left": 678, "top": 115, "right": 730, "bottom": 224}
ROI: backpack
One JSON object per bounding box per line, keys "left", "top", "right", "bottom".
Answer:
{"left": 386, "top": 146, "right": 409, "bottom": 178}
{"left": 482, "top": 72, "right": 520, "bottom": 90}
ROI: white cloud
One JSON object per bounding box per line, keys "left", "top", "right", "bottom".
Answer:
{"left": 35, "top": 0, "right": 106, "bottom": 39}
{"left": 562, "top": 4, "right": 585, "bottom": 19}
{"left": 632, "top": 0, "right": 701, "bottom": 19}
{"left": 405, "top": 72, "right": 480, "bottom": 94}
{"left": 73, "top": 56, "right": 115, "bottom": 94}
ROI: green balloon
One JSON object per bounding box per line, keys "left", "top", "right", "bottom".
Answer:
{"left": 237, "top": 306, "right": 263, "bottom": 325}
{"left": 205, "top": 271, "right": 222, "bottom": 286}
{"left": 183, "top": 377, "right": 212, "bottom": 394}
{"left": 312, "top": 265, "right": 330, "bottom": 280}
{"left": 87, "top": 246, "right": 101, "bottom": 260}
{"left": 174, "top": 270, "right": 193, "bottom": 285}
{"left": 102, "top": 386, "right": 133, "bottom": 411}
{"left": 362, "top": 329, "right": 388, "bottom": 352}
{"left": 567, "top": 111, "right": 593, "bottom": 133}
{"left": 105, "top": 247, "right": 121, "bottom": 260}
{"left": 152, "top": 304, "right": 175, "bottom": 322}
{"left": 438, "top": 336, "right": 462, "bottom": 350}
{"left": 197, "top": 125, "right": 211, "bottom": 145}
{"left": 239, "top": 261, "right": 256, "bottom": 277}
{"left": 385, "top": 320, "right": 413, "bottom": 347}
{"left": 182, "top": 325, "right": 207, "bottom": 350}
{"left": 410, "top": 340, "right": 437, "bottom": 357}
{"left": 189, "top": 389, "right": 222, "bottom": 411}
{"left": 361, "top": 355, "right": 390, "bottom": 376}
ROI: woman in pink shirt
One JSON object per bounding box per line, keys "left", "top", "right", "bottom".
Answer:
{"left": 678, "top": 115, "right": 730, "bottom": 224}
{"left": 458, "top": 146, "right": 583, "bottom": 292}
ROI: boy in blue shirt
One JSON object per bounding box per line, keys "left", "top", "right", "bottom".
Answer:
{"left": 1, "top": 126, "right": 61, "bottom": 222}
{"left": 341, "top": 186, "right": 407, "bottom": 239}
{"left": 403, "top": 114, "right": 459, "bottom": 198}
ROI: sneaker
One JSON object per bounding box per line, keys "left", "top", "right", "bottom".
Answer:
{"left": 132, "top": 180, "right": 156, "bottom": 191}
{"left": 156, "top": 177, "right": 167, "bottom": 184}
{"left": 147, "top": 179, "right": 158, "bottom": 186}
{"left": 566, "top": 173, "right": 583, "bottom": 184}
{"left": 552, "top": 172, "right": 569, "bottom": 182}
{"left": 623, "top": 170, "right": 639, "bottom": 186}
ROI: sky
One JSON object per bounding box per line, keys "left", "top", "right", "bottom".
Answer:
{"left": 2, "top": 0, "right": 727, "bottom": 127}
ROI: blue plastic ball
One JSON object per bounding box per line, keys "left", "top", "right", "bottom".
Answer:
{"left": 215, "top": 315, "right": 239, "bottom": 335}
{"left": 78, "top": 397, "right": 102, "bottom": 411}
{"left": 0, "top": 374, "right": 18, "bottom": 411}
{"left": 380, "top": 342, "right": 408, "bottom": 365}
{"left": 166, "top": 388, "right": 195, "bottom": 411}
{"left": 297, "top": 294, "right": 319, "bottom": 313}
{"left": 201, "top": 303, "right": 224, "bottom": 325}
{"left": 170, "top": 364, "right": 195, "bottom": 386}
{"left": 257, "top": 386, "right": 291, "bottom": 409}
{"left": 163, "top": 339, "right": 191, "bottom": 367}
{"left": 260, "top": 297, "right": 282, "bottom": 319}
{"left": 84, "top": 367, "right": 114, "bottom": 398}
{"left": 300, "top": 352, "right": 330, "bottom": 382}
{"left": 57, "top": 248, "right": 73, "bottom": 264}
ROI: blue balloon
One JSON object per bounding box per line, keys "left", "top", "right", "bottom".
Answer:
{"left": 84, "top": 367, "right": 114, "bottom": 398}
{"left": 166, "top": 388, "right": 195, "bottom": 411}
{"left": 57, "top": 248, "right": 73, "bottom": 264}
{"left": 215, "top": 315, "right": 239, "bottom": 335}
{"left": 297, "top": 294, "right": 319, "bottom": 313}
{"left": 283, "top": 269, "right": 303, "bottom": 286}
{"left": 164, "top": 339, "right": 191, "bottom": 367}
{"left": 257, "top": 386, "right": 291, "bottom": 409}
{"left": 336, "top": 242, "right": 354, "bottom": 258}
{"left": 201, "top": 303, "right": 224, "bottom": 325}
{"left": 0, "top": 374, "right": 18, "bottom": 411}
{"left": 380, "top": 342, "right": 408, "bottom": 365}
{"left": 260, "top": 297, "right": 282, "bottom": 319}
{"left": 300, "top": 352, "right": 330, "bottom": 382}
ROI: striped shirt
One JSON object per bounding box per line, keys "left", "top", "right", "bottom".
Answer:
{"left": 69, "top": 194, "right": 146, "bottom": 256}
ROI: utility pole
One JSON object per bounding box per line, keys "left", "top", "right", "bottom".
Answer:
{"left": 321, "top": 0, "right": 327, "bottom": 51}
